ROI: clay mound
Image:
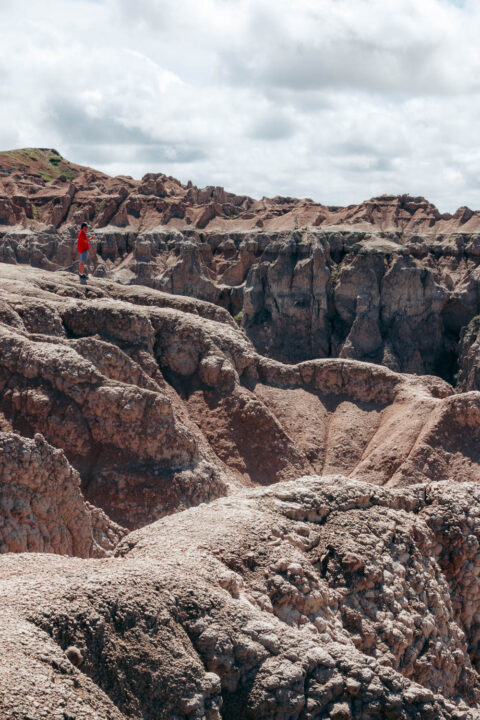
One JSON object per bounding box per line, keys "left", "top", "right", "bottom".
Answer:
{"left": 2, "top": 261, "right": 480, "bottom": 541}
{"left": 2, "top": 476, "right": 480, "bottom": 718}
{"left": 0, "top": 266, "right": 236, "bottom": 529}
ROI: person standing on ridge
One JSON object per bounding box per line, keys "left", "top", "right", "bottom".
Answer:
{"left": 77, "top": 222, "right": 94, "bottom": 279}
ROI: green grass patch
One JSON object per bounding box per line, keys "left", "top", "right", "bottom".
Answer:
{"left": 330, "top": 265, "right": 341, "bottom": 284}
{"left": 233, "top": 310, "right": 244, "bottom": 324}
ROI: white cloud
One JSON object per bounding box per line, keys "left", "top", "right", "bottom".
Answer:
{"left": 1, "top": 0, "right": 480, "bottom": 211}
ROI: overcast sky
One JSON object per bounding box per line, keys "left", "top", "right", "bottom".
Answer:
{"left": 2, "top": 0, "right": 480, "bottom": 211}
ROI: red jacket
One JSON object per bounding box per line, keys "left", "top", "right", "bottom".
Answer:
{"left": 77, "top": 230, "right": 89, "bottom": 253}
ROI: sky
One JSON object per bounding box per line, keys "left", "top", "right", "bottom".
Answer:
{"left": 2, "top": 0, "right": 480, "bottom": 211}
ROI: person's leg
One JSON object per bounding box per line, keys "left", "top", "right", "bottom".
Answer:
{"left": 79, "top": 250, "right": 89, "bottom": 276}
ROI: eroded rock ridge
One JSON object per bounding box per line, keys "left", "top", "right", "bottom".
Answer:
{"left": 3, "top": 478, "right": 480, "bottom": 718}
{"left": 3, "top": 151, "right": 480, "bottom": 717}
{"left": 3, "top": 150, "right": 480, "bottom": 384}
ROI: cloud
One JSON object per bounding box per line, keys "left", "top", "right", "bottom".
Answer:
{"left": 111, "top": 0, "right": 480, "bottom": 96}
{"left": 2, "top": 0, "right": 480, "bottom": 211}
{"left": 248, "top": 110, "right": 297, "bottom": 141}
{"left": 72, "top": 142, "right": 207, "bottom": 167}
{"left": 217, "top": 0, "right": 480, "bottom": 95}
{"left": 47, "top": 99, "right": 156, "bottom": 146}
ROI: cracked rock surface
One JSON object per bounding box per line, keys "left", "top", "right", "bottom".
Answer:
{"left": 3, "top": 260, "right": 480, "bottom": 717}
{"left": 2, "top": 477, "right": 480, "bottom": 718}
{"left": 0, "top": 431, "right": 125, "bottom": 556}
{"left": 1, "top": 263, "right": 480, "bottom": 537}
{"left": 4, "top": 150, "right": 480, "bottom": 383}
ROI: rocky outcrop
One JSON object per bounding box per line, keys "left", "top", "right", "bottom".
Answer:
{"left": 4, "top": 223, "right": 480, "bottom": 382}
{"left": 4, "top": 149, "right": 480, "bottom": 235}
{"left": 457, "top": 315, "right": 480, "bottom": 391}
{"left": 5, "top": 150, "right": 480, "bottom": 381}
{"left": 1, "top": 262, "right": 480, "bottom": 536}
{"left": 2, "top": 476, "right": 480, "bottom": 718}
{"left": 3, "top": 263, "right": 480, "bottom": 715}
{"left": 0, "top": 431, "right": 125, "bottom": 556}
{"left": 145, "top": 228, "right": 480, "bottom": 380}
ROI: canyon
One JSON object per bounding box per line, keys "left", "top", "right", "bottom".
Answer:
{"left": 3, "top": 149, "right": 480, "bottom": 386}
{"left": 2, "top": 149, "right": 480, "bottom": 718}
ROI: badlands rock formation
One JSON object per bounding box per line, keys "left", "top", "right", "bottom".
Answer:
{"left": 1, "top": 261, "right": 480, "bottom": 535}
{"left": 2, "top": 148, "right": 480, "bottom": 234}
{"left": 3, "top": 149, "right": 480, "bottom": 383}
{"left": 0, "top": 431, "right": 124, "bottom": 556}
{"left": 3, "top": 477, "right": 480, "bottom": 718}
{"left": 1, "top": 261, "right": 480, "bottom": 715}
{"left": 3, "top": 150, "right": 480, "bottom": 716}
{"left": 457, "top": 315, "right": 480, "bottom": 391}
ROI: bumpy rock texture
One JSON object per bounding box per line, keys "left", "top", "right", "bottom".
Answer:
{"left": 4, "top": 151, "right": 480, "bottom": 717}
{"left": 3, "top": 150, "right": 480, "bottom": 384}
{"left": 0, "top": 431, "right": 125, "bottom": 556}
{"left": 2, "top": 477, "right": 480, "bottom": 719}
{"left": 458, "top": 315, "right": 480, "bottom": 391}
{"left": 5, "top": 148, "right": 480, "bottom": 234}
{"left": 2, "top": 262, "right": 480, "bottom": 537}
